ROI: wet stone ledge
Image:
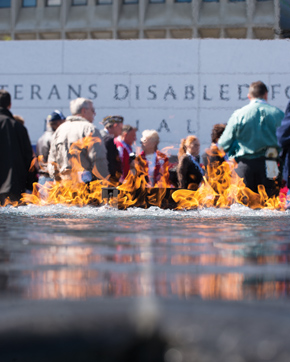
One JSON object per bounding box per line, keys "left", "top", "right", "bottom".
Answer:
{"left": 0, "top": 298, "right": 290, "bottom": 362}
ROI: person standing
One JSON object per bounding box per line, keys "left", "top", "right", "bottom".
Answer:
{"left": 13, "top": 115, "right": 25, "bottom": 125}
{"left": 0, "top": 90, "right": 34, "bottom": 205}
{"left": 48, "top": 98, "right": 109, "bottom": 182}
{"left": 135, "top": 129, "right": 169, "bottom": 187}
{"left": 276, "top": 100, "right": 290, "bottom": 207}
{"left": 36, "top": 110, "right": 66, "bottom": 185}
{"left": 115, "top": 124, "right": 137, "bottom": 182}
{"left": 100, "top": 115, "right": 123, "bottom": 183}
{"left": 177, "top": 135, "right": 204, "bottom": 190}
{"left": 218, "top": 81, "right": 284, "bottom": 197}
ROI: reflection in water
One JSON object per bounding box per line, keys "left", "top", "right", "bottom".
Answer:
{"left": 20, "top": 270, "right": 290, "bottom": 301}
{"left": 31, "top": 247, "right": 95, "bottom": 265}
{"left": 172, "top": 273, "right": 244, "bottom": 300}
{"left": 0, "top": 206, "right": 290, "bottom": 301}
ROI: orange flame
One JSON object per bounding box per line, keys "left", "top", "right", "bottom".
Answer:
{"left": 0, "top": 136, "right": 286, "bottom": 211}
{"left": 160, "top": 145, "right": 175, "bottom": 157}
{"left": 172, "top": 160, "right": 284, "bottom": 210}
{"left": 116, "top": 151, "right": 173, "bottom": 209}
{"left": 15, "top": 135, "right": 109, "bottom": 207}
{"left": 29, "top": 156, "right": 38, "bottom": 172}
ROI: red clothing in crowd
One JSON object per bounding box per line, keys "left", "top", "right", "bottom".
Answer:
{"left": 114, "top": 137, "right": 133, "bottom": 181}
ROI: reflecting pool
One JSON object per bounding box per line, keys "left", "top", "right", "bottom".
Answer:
{"left": 1, "top": 204, "right": 290, "bottom": 302}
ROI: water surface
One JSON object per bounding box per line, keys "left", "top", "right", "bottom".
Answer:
{"left": 1, "top": 204, "right": 290, "bottom": 301}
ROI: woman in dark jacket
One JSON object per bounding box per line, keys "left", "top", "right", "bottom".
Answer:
{"left": 177, "top": 135, "right": 204, "bottom": 190}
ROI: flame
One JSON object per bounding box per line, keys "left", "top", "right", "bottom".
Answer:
{"left": 0, "top": 135, "right": 286, "bottom": 210}
{"left": 172, "top": 160, "right": 284, "bottom": 210}
{"left": 29, "top": 156, "right": 38, "bottom": 172}
{"left": 11, "top": 135, "right": 109, "bottom": 207}
{"left": 116, "top": 151, "right": 172, "bottom": 209}
{"left": 160, "top": 145, "right": 175, "bottom": 157}
{"left": 1, "top": 197, "right": 20, "bottom": 207}
{"left": 65, "top": 135, "right": 104, "bottom": 182}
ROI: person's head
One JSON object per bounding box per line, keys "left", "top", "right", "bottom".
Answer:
{"left": 46, "top": 110, "right": 66, "bottom": 131}
{"left": 14, "top": 115, "right": 25, "bottom": 125}
{"left": 102, "top": 115, "right": 124, "bottom": 137}
{"left": 70, "top": 98, "right": 95, "bottom": 123}
{"left": 0, "top": 90, "right": 11, "bottom": 109}
{"left": 122, "top": 125, "right": 137, "bottom": 146}
{"left": 248, "top": 81, "right": 268, "bottom": 101}
{"left": 140, "top": 130, "right": 160, "bottom": 155}
{"left": 211, "top": 123, "right": 226, "bottom": 143}
{"left": 178, "top": 135, "right": 200, "bottom": 158}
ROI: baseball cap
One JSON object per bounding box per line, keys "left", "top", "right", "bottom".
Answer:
{"left": 46, "top": 110, "right": 66, "bottom": 123}
{"left": 102, "top": 115, "right": 124, "bottom": 128}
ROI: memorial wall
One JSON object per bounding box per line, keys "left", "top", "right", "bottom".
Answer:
{"left": 1, "top": 38, "right": 290, "bottom": 154}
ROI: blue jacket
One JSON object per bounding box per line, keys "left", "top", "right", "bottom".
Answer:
{"left": 276, "top": 100, "right": 290, "bottom": 187}
{"left": 277, "top": 101, "right": 290, "bottom": 148}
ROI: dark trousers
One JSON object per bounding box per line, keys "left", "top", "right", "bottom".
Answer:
{"left": 235, "top": 157, "right": 280, "bottom": 198}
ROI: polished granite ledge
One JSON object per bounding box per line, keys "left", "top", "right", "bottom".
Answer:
{"left": 0, "top": 297, "right": 290, "bottom": 362}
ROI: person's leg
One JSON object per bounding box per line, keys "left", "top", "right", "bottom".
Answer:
{"left": 238, "top": 158, "right": 280, "bottom": 198}
{"left": 37, "top": 176, "right": 54, "bottom": 199}
{"left": 38, "top": 175, "right": 54, "bottom": 186}
{"left": 262, "top": 174, "right": 280, "bottom": 198}
{"left": 235, "top": 159, "right": 258, "bottom": 193}
{"left": 235, "top": 157, "right": 278, "bottom": 197}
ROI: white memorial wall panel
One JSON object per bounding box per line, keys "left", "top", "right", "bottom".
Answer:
{"left": 0, "top": 39, "right": 289, "bottom": 154}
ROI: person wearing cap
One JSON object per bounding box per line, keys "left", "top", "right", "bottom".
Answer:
{"left": 0, "top": 90, "right": 34, "bottom": 205}
{"left": 36, "top": 110, "right": 66, "bottom": 185}
{"left": 134, "top": 129, "right": 169, "bottom": 187}
{"left": 115, "top": 124, "right": 137, "bottom": 182}
{"left": 48, "top": 98, "right": 109, "bottom": 182}
{"left": 100, "top": 115, "right": 124, "bottom": 183}
{"left": 100, "top": 115, "right": 124, "bottom": 139}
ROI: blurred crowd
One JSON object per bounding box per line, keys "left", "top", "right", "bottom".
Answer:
{"left": 1, "top": 79, "right": 290, "bottom": 207}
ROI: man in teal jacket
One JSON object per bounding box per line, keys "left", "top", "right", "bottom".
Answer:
{"left": 218, "top": 81, "right": 284, "bottom": 197}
